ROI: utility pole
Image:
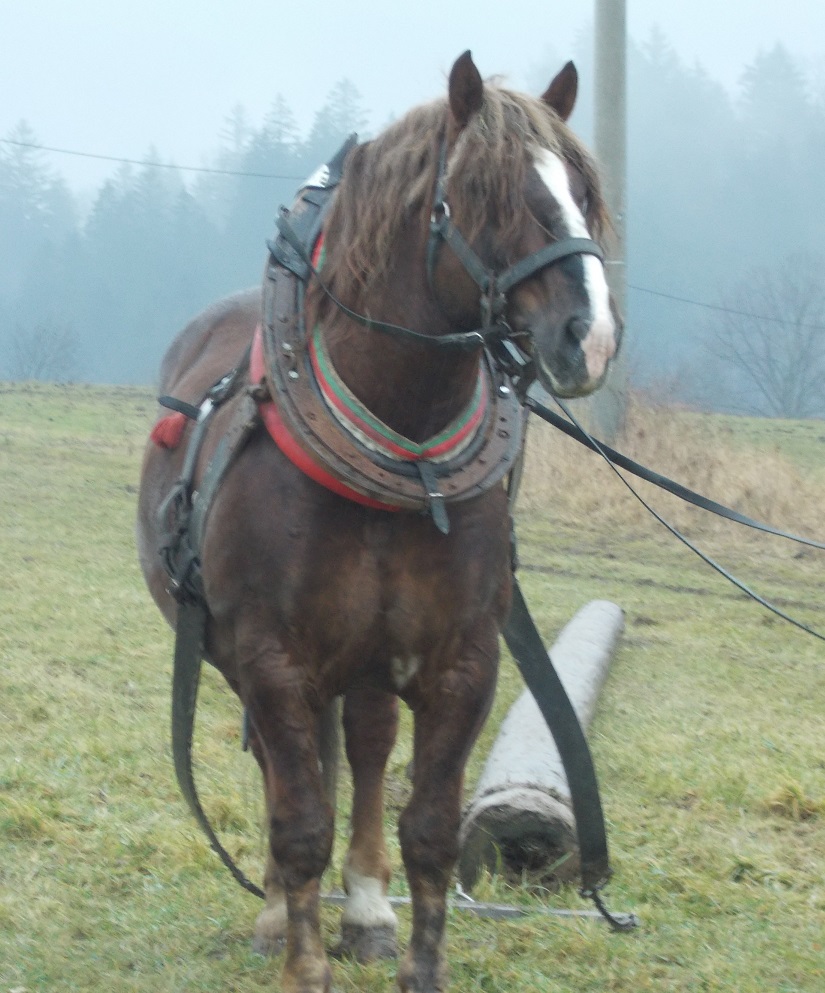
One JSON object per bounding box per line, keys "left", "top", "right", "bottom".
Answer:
{"left": 592, "top": 0, "right": 627, "bottom": 441}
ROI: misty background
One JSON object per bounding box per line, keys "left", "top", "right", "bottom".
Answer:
{"left": 2, "top": 5, "right": 825, "bottom": 418}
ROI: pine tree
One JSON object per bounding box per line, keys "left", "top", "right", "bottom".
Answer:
{"left": 303, "top": 79, "right": 368, "bottom": 167}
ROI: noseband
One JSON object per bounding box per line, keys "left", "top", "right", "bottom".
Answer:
{"left": 424, "top": 137, "right": 605, "bottom": 350}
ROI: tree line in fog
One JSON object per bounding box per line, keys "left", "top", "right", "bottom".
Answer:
{"left": 1, "top": 34, "right": 824, "bottom": 417}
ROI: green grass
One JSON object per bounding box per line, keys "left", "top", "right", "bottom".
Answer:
{"left": 1, "top": 382, "right": 823, "bottom": 991}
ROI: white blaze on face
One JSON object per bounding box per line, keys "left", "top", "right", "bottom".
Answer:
{"left": 533, "top": 148, "right": 617, "bottom": 382}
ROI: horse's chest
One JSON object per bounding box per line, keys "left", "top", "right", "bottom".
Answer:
{"left": 301, "top": 518, "right": 507, "bottom": 665}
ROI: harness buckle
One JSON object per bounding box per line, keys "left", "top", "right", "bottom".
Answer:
{"left": 430, "top": 200, "right": 451, "bottom": 224}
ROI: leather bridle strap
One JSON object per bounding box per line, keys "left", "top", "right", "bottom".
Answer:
{"left": 426, "top": 137, "right": 604, "bottom": 326}
{"left": 496, "top": 237, "right": 604, "bottom": 294}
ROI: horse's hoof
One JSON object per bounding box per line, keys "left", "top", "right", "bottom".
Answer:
{"left": 252, "top": 900, "right": 288, "bottom": 957}
{"left": 252, "top": 931, "right": 286, "bottom": 957}
{"left": 331, "top": 922, "right": 398, "bottom": 962}
{"left": 397, "top": 950, "right": 448, "bottom": 992}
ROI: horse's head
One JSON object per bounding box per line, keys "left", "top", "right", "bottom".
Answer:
{"left": 430, "top": 52, "right": 622, "bottom": 398}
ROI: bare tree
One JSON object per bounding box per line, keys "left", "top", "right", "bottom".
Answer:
{"left": 703, "top": 255, "right": 825, "bottom": 418}
{"left": 9, "top": 322, "right": 81, "bottom": 382}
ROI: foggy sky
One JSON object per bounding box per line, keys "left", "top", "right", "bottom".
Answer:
{"left": 3, "top": 1, "right": 825, "bottom": 194}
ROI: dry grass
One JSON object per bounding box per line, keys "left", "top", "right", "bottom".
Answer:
{"left": 519, "top": 394, "right": 825, "bottom": 545}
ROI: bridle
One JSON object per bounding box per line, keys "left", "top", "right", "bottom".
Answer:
{"left": 423, "top": 135, "right": 606, "bottom": 350}
{"left": 277, "top": 131, "right": 606, "bottom": 358}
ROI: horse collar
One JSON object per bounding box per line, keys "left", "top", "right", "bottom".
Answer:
{"left": 254, "top": 263, "right": 524, "bottom": 532}
{"left": 307, "top": 323, "right": 489, "bottom": 464}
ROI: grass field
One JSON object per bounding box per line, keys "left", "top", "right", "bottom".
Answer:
{"left": 1, "top": 381, "right": 823, "bottom": 992}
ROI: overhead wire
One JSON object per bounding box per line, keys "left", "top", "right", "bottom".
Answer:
{"left": 0, "top": 136, "right": 305, "bottom": 181}
{"left": 628, "top": 283, "right": 825, "bottom": 332}
{"left": 4, "top": 135, "right": 825, "bottom": 331}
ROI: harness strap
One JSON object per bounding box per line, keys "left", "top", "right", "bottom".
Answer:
{"left": 172, "top": 599, "right": 265, "bottom": 898}
{"left": 159, "top": 395, "right": 201, "bottom": 420}
{"left": 189, "top": 393, "right": 260, "bottom": 554}
{"left": 503, "top": 579, "right": 636, "bottom": 930}
{"left": 165, "top": 385, "right": 265, "bottom": 897}
{"left": 156, "top": 354, "right": 253, "bottom": 603}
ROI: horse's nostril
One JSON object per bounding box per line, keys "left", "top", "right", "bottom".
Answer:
{"left": 566, "top": 316, "right": 590, "bottom": 343}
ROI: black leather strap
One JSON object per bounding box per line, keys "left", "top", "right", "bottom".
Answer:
{"left": 503, "top": 579, "right": 610, "bottom": 895}
{"left": 416, "top": 460, "right": 450, "bottom": 535}
{"left": 496, "top": 237, "right": 604, "bottom": 294}
{"left": 172, "top": 599, "right": 265, "bottom": 899}
{"left": 158, "top": 395, "right": 200, "bottom": 420}
{"left": 535, "top": 393, "right": 825, "bottom": 643}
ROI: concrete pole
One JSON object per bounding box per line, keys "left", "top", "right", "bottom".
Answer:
{"left": 458, "top": 601, "right": 624, "bottom": 890}
{"left": 590, "top": 0, "right": 628, "bottom": 442}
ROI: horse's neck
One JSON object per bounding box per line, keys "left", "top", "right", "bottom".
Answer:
{"left": 321, "top": 250, "right": 481, "bottom": 445}
{"left": 326, "top": 324, "right": 480, "bottom": 443}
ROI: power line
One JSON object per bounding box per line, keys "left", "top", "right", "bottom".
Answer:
{"left": 628, "top": 283, "right": 825, "bottom": 332}
{"left": 0, "top": 137, "right": 305, "bottom": 181}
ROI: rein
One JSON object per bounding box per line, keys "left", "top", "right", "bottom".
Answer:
{"left": 530, "top": 390, "right": 825, "bottom": 643}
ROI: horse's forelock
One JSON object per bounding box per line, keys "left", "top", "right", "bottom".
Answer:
{"left": 449, "top": 87, "right": 610, "bottom": 248}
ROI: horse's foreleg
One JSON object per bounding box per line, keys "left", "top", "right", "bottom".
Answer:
{"left": 241, "top": 649, "right": 334, "bottom": 993}
{"left": 335, "top": 685, "right": 400, "bottom": 962}
{"left": 250, "top": 695, "right": 339, "bottom": 957}
{"left": 246, "top": 727, "right": 289, "bottom": 956}
{"left": 397, "top": 643, "right": 498, "bottom": 993}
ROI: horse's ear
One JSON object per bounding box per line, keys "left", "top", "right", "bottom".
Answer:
{"left": 541, "top": 61, "right": 578, "bottom": 121}
{"left": 448, "top": 51, "right": 484, "bottom": 129}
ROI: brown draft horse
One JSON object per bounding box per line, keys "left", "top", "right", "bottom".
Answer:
{"left": 138, "top": 53, "right": 620, "bottom": 993}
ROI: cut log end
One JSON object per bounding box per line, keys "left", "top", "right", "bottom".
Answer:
{"left": 458, "top": 787, "right": 579, "bottom": 890}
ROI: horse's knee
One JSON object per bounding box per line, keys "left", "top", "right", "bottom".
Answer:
{"left": 269, "top": 802, "right": 334, "bottom": 890}
{"left": 398, "top": 802, "right": 460, "bottom": 885}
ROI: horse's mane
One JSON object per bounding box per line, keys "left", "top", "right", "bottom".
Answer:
{"left": 315, "top": 81, "right": 610, "bottom": 307}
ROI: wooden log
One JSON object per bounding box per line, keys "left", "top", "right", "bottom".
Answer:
{"left": 458, "top": 600, "right": 624, "bottom": 890}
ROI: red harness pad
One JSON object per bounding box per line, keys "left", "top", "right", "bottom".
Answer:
{"left": 250, "top": 324, "right": 399, "bottom": 511}
{"left": 151, "top": 411, "right": 189, "bottom": 449}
